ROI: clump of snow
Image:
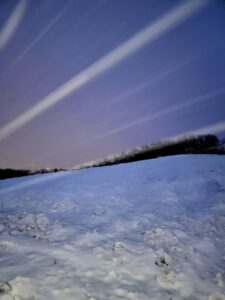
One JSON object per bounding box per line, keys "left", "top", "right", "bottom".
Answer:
{"left": 51, "top": 199, "right": 77, "bottom": 213}
{"left": 0, "top": 225, "right": 4, "bottom": 232}
{"left": 0, "top": 241, "right": 16, "bottom": 251}
{"left": 208, "top": 292, "right": 225, "bottom": 300}
{"left": 5, "top": 213, "right": 51, "bottom": 240}
{"left": 93, "top": 206, "right": 106, "bottom": 216}
{"left": 0, "top": 155, "right": 225, "bottom": 299}
{"left": 1, "top": 212, "right": 68, "bottom": 242}
{"left": 0, "top": 276, "right": 36, "bottom": 300}
{"left": 113, "top": 241, "right": 126, "bottom": 251}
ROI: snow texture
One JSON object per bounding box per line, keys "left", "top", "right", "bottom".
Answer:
{"left": 0, "top": 155, "right": 225, "bottom": 300}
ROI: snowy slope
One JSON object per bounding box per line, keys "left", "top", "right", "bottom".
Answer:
{"left": 0, "top": 155, "right": 225, "bottom": 300}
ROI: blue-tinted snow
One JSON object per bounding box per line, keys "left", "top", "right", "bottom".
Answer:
{"left": 0, "top": 155, "right": 225, "bottom": 299}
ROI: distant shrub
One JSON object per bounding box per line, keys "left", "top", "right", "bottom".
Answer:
{"left": 91, "top": 134, "right": 223, "bottom": 168}
{"left": 0, "top": 169, "right": 31, "bottom": 180}
{"left": 0, "top": 167, "right": 64, "bottom": 180}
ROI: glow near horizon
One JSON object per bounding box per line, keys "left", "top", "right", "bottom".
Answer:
{"left": 0, "top": 119, "right": 224, "bottom": 195}
{"left": 0, "top": 0, "right": 209, "bottom": 142}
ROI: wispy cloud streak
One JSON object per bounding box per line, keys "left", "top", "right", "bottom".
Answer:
{"left": 170, "top": 121, "right": 225, "bottom": 141}
{"left": 94, "top": 56, "right": 200, "bottom": 120}
{"left": 0, "top": 0, "right": 27, "bottom": 51}
{"left": 95, "top": 60, "right": 190, "bottom": 114}
{"left": 0, "top": 0, "right": 209, "bottom": 142}
{"left": 76, "top": 87, "right": 225, "bottom": 145}
{"left": 32, "top": 87, "right": 225, "bottom": 165}
{"left": 1, "top": 0, "right": 74, "bottom": 75}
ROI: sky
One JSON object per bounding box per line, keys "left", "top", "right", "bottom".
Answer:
{"left": 0, "top": 0, "right": 225, "bottom": 169}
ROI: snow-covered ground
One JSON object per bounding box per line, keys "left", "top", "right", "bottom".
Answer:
{"left": 0, "top": 155, "right": 225, "bottom": 300}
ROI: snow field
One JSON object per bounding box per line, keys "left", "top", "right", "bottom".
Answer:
{"left": 0, "top": 155, "right": 225, "bottom": 299}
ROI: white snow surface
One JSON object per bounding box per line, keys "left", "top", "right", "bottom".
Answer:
{"left": 0, "top": 155, "right": 225, "bottom": 300}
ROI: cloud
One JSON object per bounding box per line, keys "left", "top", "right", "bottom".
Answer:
{"left": 171, "top": 120, "right": 225, "bottom": 141}
{"left": 1, "top": 0, "right": 74, "bottom": 75}
{"left": 0, "top": 0, "right": 209, "bottom": 142}
{"left": 75, "top": 87, "right": 225, "bottom": 145}
{"left": 0, "top": 0, "right": 27, "bottom": 51}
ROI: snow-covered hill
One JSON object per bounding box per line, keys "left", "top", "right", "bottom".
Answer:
{"left": 0, "top": 155, "right": 225, "bottom": 300}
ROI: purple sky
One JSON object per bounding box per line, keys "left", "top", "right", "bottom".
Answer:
{"left": 0, "top": 0, "right": 225, "bottom": 169}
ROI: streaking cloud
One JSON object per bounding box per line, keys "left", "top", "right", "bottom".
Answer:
{"left": 76, "top": 87, "right": 225, "bottom": 145}
{"left": 95, "top": 60, "right": 191, "bottom": 114}
{"left": 0, "top": 0, "right": 27, "bottom": 51}
{"left": 1, "top": 0, "right": 74, "bottom": 76}
{"left": 0, "top": 0, "right": 209, "bottom": 142}
{"left": 94, "top": 55, "right": 202, "bottom": 119}
{"left": 33, "top": 87, "right": 225, "bottom": 164}
{"left": 170, "top": 121, "right": 225, "bottom": 141}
